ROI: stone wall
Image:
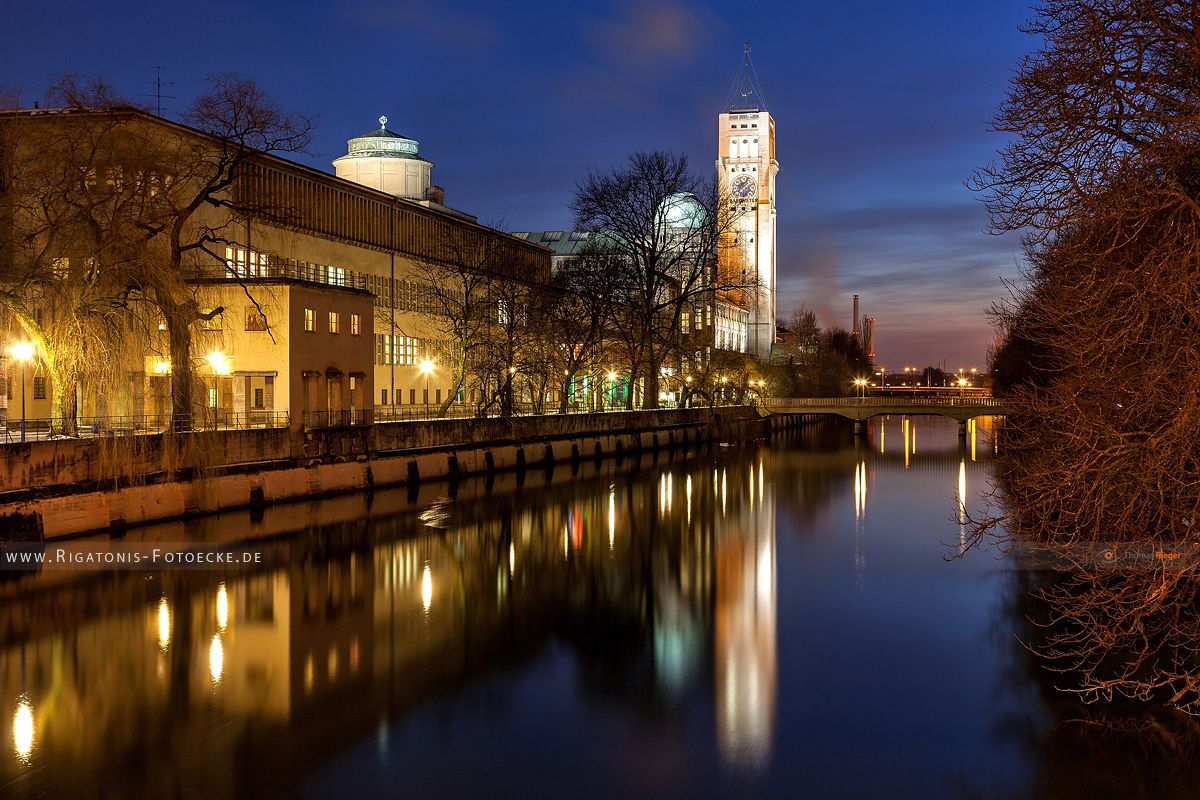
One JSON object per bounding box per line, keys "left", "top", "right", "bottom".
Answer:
{"left": 0, "top": 408, "right": 764, "bottom": 540}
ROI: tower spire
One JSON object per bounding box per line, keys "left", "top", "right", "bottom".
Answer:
{"left": 725, "top": 42, "right": 769, "bottom": 111}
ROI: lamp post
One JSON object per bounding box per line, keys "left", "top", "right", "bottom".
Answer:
{"left": 419, "top": 358, "right": 435, "bottom": 416}
{"left": 853, "top": 377, "right": 868, "bottom": 403}
{"left": 9, "top": 342, "right": 34, "bottom": 442}
{"left": 605, "top": 371, "right": 616, "bottom": 412}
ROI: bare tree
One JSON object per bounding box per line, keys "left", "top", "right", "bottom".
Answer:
{"left": 0, "top": 79, "right": 155, "bottom": 433}
{"left": 571, "top": 151, "right": 743, "bottom": 409}
{"left": 136, "top": 73, "right": 312, "bottom": 430}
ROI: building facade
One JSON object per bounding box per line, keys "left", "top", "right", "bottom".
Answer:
{"left": 0, "top": 108, "right": 549, "bottom": 430}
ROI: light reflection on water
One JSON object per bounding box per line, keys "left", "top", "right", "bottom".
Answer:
{"left": 0, "top": 414, "right": 1136, "bottom": 799}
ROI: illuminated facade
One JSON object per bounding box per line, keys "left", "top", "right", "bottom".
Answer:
{"left": 0, "top": 109, "right": 548, "bottom": 427}
{"left": 717, "top": 107, "right": 778, "bottom": 361}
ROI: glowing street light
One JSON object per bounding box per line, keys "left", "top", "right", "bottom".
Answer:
{"left": 9, "top": 342, "right": 34, "bottom": 442}
{"left": 206, "top": 350, "right": 230, "bottom": 375}
{"left": 853, "top": 377, "right": 868, "bottom": 402}
{"left": 418, "top": 358, "right": 435, "bottom": 413}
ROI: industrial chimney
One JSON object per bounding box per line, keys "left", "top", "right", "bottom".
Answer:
{"left": 863, "top": 317, "right": 876, "bottom": 359}
{"left": 852, "top": 295, "right": 861, "bottom": 337}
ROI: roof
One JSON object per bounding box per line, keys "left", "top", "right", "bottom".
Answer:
{"left": 512, "top": 231, "right": 595, "bottom": 258}
{"left": 353, "top": 126, "right": 410, "bottom": 140}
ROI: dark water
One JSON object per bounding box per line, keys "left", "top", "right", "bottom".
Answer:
{"left": 0, "top": 416, "right": 1193, "bottom": 799}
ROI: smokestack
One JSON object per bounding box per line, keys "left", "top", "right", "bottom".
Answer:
{"left": 864, "top": 317, "right": 875, "bottom": 360}
{"left": 852, "top": 295, "right": 861, "bottom": 337}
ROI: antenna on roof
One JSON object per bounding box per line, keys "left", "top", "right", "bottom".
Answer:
{"left": 724, "top": 42, "right": 769, "bottom": 111}
{"left": 136, "top": 67, "right": 175, "bottom": 116}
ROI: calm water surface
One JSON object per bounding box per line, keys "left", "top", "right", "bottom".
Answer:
{"left": 0, "top": 416, "right": 1187, "bottom": 798}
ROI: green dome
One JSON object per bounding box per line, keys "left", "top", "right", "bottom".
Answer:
{"left": 342, "top": 115, "right": 423, "bottom": 160}
{"left": 657, "top": 193, "right": 708, "bottom": 229}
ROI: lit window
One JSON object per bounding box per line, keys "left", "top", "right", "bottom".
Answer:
{"left": 304, "top": 308, "right": 315, "bottom": 332}
{"left": 350, "top": 313, "right": 361, "bottom": 336}
{"left": 329, "top": 312, "right": 340, "bottom": 334}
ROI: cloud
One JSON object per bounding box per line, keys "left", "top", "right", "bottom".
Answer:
{"left": 590, "top": 0, "right": 708, "bottom": 66}
{"left": 346, "top": 3, "right": 499, "bottom": 50}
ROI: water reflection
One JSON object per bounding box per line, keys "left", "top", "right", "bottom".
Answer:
{"left": 0, "top": 418, "right": 1014, "bottom": 798}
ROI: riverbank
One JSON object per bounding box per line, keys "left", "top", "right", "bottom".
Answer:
{"left": 0, "top": 406, "right": 818, "bottom": 540}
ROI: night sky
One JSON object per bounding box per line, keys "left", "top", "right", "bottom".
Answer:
{"left": 1, "top": 1, "right": 1035, "bottom": 370}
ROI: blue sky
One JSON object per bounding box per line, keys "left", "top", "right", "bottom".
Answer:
{"left": 0, "top": 0, "right": 1036, "bottom": 369}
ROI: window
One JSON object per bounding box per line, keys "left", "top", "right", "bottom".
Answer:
{"left": 304, "top": 308, "right": 315, "bottom": 332}
{"left": 329, "top": 311, "right": 340, "bottom": 334}
{"left": 246, "top": 307, "right": 267, "bottom": 331}
{"left": 209, "top": 387, "right": 218, "bottom": 408}
{"left": 350, "top": 313, "right": 361, "bottom": 336}
{"left": 728, "top": 137, "right": 737, "bottom": 158}
{"left": 33, "top": 376, "right": 46, "bottom": 400}
{"left": 411, "top": 388, "right": 417, "bottom": 405}
{"left": 381, "top": 389, "right": 388, "bottom": 405}
{"left": 253, "top": 388, "right": 264, "bottom": 409}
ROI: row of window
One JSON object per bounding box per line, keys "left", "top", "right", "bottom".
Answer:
{"left": 3, "top": 376, "right": 46, "bottom": 400}
{"left": 728, "top": 138, "right": 761, "bottom": 159}
{"left": 374, "top": 334, "right": 426, "bottom": 366}
{"left": 379, "top": 388, "right": 442, "bottom": 405}
{"left": 304, "top": 310, "right": 362, "bottom": 335}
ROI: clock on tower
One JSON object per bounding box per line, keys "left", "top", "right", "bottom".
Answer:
{"left": 716, "top": 45, "right": 778, "bottom": 361}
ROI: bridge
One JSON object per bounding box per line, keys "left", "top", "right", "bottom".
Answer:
{"left": 760, "top": 397, "right": 1008, "bottom": 435}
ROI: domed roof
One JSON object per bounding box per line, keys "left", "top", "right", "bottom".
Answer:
{"left": 340, "top": 115, "right": 425, "bottom": 161}
{"left": 656, "top": 192, "right": 708, "bottom": 229}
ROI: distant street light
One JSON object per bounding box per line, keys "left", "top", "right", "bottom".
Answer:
{"left": 9, "top": 342, "right": 34, "bottom": 442}
{"left": 853, "top": 377, "right": 868, "bottom": 403}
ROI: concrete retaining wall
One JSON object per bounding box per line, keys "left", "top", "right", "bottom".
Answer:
{"left": 0, "top": 408, "right": 765, "bottom": 540}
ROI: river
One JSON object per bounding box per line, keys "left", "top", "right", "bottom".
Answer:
{"left": 0, "top": 414, "right": 1192, "bottom": 799}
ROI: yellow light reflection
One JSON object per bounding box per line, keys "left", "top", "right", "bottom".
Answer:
{"left": 328, "top": 646, "right": 339, "bottom": 682}
{"left": 157, "top": 596, "right": 171, "bottom": 651}
{"left": 13, "top": 698, "right": 33, "bottom": 763}
{"left": 686, "top": 474, "right": 693, "bottom": 526}
{"left": 215, "top": 582, "right": 229, "bottom": 631}
{"left": 608, "top": 489, "right": 616, "bottom": 550}
{"left": 880, "top": 420, "right": 886, "bottom": 454}
{"left": 912, "top": 422, "right": 917, "bottom": 454}
{"left": 854, "top": 462, "right": 867, "bottom": 521}
{"left": 902, "top": 418, "right": 910, "bottom": 469}
{"left": 209, "top": 634, "right": 224, "bottom": 684}
{"left": 420, "top": 564, "right": 433, "bottom": 612}
{"left": 509, "top": 542, "right": 516, "bottom": 574}
{"left": 970, "top": 418, "right": 977, "bottom": 462}
{"left": 957, "top": 459, "right": 967, "bottom": 524}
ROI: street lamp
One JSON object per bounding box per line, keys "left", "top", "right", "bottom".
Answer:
{"left": 419, "top": 358, "right": 435, "bottom": 415}
{"left": 606, "top": 370, "right": 617, "bottom": 412}
{"left": 9, "top": 342, "right": 34, "bottom": 442}
{"left": 853, "top": 377, "right": 868, "bottom": 403}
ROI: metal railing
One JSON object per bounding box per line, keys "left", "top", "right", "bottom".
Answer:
{"left": 0, "top": 410, "right": 290, "bottom": 443}
{"left": 764, "top": 397, "right": 1005, "bottom": 408}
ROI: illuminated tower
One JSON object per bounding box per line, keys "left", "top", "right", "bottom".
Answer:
{"left": 332, "top": 115, "right": 433, "bottom": 200}
{"left": 718, "top": 45, "right": 778, "bottom": 361}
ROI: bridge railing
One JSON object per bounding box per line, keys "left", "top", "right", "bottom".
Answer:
{"left": 764, "top": 397, "right": 1005, "bottom": 408}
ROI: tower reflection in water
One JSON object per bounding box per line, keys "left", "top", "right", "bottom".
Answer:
{"left": 0, "top": 448, "right": 785, "bottom": 794}
{"left": 715, "top": 456, "right": 778, "bottom": 771}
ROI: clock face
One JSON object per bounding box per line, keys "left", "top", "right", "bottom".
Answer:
{"left": 732, "top": 175, "right": 756, "bottom": 199}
